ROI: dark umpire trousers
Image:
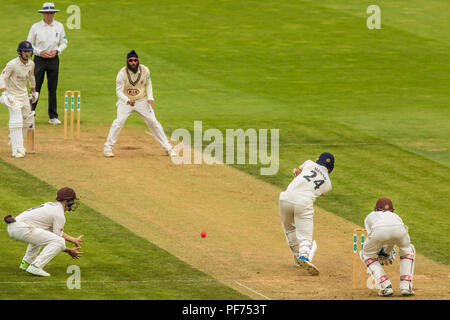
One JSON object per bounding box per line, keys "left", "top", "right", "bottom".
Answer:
{"left": 32, "top": 55, "right": 59, "bottom": 119}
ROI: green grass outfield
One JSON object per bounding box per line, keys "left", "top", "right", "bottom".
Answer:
{"left": 0, "top": 160, "right": 249, "bottom": 299}
{"left": 0, "top": 0, "right": 448, "bottom": 298}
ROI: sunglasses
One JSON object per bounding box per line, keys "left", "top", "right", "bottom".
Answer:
{"left": 127, "top": 58, "right": 139, "bottom": 62}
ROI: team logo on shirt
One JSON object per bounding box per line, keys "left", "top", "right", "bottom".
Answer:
{"left": 127, "top": 89, "right": 140, "bottom": 96}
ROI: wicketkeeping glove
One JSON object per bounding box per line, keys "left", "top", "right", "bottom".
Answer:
{"left": 377, "top": 246, "right": 396, "bottom": 265}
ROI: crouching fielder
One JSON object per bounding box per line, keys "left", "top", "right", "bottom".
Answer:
{"left": 0, "top": 41, "right": 39, "bottom": 158}
{"left": 104, "top": 50, "right": 175, "bottom": 157}
{"left": 361, "top": 198, "right": 415, "bottom": 297}
{"left": 279, "top": 152, "right": 334, "bottom": 275}
{"left": 3, "top": 187, "right": 83, "bottom": 277}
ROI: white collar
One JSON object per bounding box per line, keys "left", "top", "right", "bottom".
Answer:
{"left": 41, "top": 19, "right": 54, "bottom": 27}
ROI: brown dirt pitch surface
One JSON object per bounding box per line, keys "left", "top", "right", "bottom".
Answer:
{"left": 1, "top": 125, "right": 448, "bottom": 300}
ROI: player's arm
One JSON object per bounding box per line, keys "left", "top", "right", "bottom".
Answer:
{"left": 0, "top": 64, "right": 14, "bottom": 106}
{"left": 145, "top": 67, "right": 154, "bottom": 109}
{"left": 0, "top": 63, "right": 13, "bottom": 90}
{"left": 116, "top": 72, "right": 132, "bottom": 104}
{"left": 56, "top": 23, "right": 68, "bottom": 55}
{"left": 62, "top": 232, "right": 83, "bottom": 247}
{"left": 28, "top": 63, "right": 38, "bottom": 102}
{"left": 27, "top": 24, "right": 42, "bottom": 57}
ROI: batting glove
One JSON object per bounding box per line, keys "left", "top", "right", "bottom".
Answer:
{"left": 0, "top": 92, "right": 12, "bottom": 107}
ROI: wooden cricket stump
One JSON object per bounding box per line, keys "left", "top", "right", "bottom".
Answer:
{"left": 353, "top": 228, "right": 367, "bottom": 288}
{"left": 64, "top": 90, "right": 81, "bottom": 140}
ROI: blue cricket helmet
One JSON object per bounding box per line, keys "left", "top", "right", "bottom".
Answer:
{"left": 17, "top": 41, "right": 33, "bottom": 54}
{"left": 316, "top": 152, "right": 335, "bottom": 173}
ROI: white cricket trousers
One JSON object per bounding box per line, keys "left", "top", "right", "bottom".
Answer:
{"left": 279, "top": 192, "right": 315, "bottom": 257}
{"left": 104, "top": 99, "right": 172, "bottom": 152}
{"left": 362, "top": 225, "right": 415, "bottom": 290}
{"left": 7, "top": 222, "right": 66, "bottom": 269}
{"left": 8, "top": 95, "right": 34, "bottom": 156}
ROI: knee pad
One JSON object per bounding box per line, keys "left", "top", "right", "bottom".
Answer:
{"left": 23, "top": 111, "right": 35, "bottom": 128}
{"left": 9, "top": 119, "right": 23, "bottom": 129}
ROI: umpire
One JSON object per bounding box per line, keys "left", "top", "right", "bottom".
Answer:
{"left": 27, "top": 2, "right": 68, "bottom": 125}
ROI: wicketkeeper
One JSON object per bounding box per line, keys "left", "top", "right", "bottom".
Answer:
{"left": 0, "top": 41, "right": 38, "bottom": 158}
{"left": 279, "top": 152, "right": 334, "bottom": 275}
{"left": 4, "top": 187, "right": 83, "bottom": 277}
{"left": 361, "top": 198, "right": 415, "bottom": 297}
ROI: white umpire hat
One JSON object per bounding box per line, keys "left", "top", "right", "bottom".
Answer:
{"left": 38, "top": 2, "right": 60, "bottom": 13}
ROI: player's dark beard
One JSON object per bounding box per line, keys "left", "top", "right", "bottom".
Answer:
{"left": 127, "top": 61, "right": 139, "bottom": 73}
{"left": 19, "top": 52, "right": 30, "bottom": 62}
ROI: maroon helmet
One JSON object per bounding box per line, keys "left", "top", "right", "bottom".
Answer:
{"left": 375, "top": 198, "right": 394, "bottom": 212}
{"left": 56, "top": 187, "right": 79, "bottom": 211}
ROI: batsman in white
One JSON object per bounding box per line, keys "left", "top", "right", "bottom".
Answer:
{"left": 0, "top": 41, "right": 39, "bottom": 158}
{"left": 4, "top": 187, "right": 83, "bottom": 277}
{"left": 104, "top": 50, "right": 175, "bottom": 157}
{"left": 279, "top": 152, "right": 334, "bottom": 275}
{"left": 361, "top": 198, "right": 415, "bottom": 297}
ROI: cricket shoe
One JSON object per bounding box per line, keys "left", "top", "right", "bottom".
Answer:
{"left": 48, "top": 118, "right": 61, "bottom": 125}
{"left": 14, "top": 152, "right": 25, "bottom": 158}
{"left": 401, "top": 289, "right": 415, "bottom": 296}
{"left": 297, "top": 256, "right": 320, "bottom": 276}
{"left": 26, "top": 265, "right": 50, "bottom": 277}
{"left": 293, "top": 254, "right": 301, "bottom": 267}
{"left": 19, "top": 260, "right": 30, "bottom": 271}
{"left": 166, "top": 148, "right": 176, "bottom": 157}
{"left": 378, "top": 285, "right": 394, "bottom": 297}
{"left": 104, "top": 150, "right": 114, "bottom": 157}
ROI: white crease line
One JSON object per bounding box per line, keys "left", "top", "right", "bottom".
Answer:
{"left": 234, "top": 281, "right": 272, "bottom": 300}
{"left": 0, "top": 279, "right": 216, "bottom": 285}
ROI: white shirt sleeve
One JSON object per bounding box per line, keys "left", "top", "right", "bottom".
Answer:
{"left": 28, "top": 61, "right": 36, "bottom": 89}
{"left": 116, "top": 71, "right": 129, "bottom": 103}
{"left": 0, "top": 62, "right": 13, "bottom": 90}
{"left": 52, "top": 210, "right": 66, "bottom": 237}
{"left": 56, "top": 23, "right": 68, "bottom": 54}
{"left": 145, "top": 66, "right": 154, "bottom": 100}
{"left": 299, "top": 160, "right": 309, "bottom": 170}
{"left": 364, "top": 214, "right": 373, "bottom": 235}
{"left": 27, "top": 24, "right": 41, "bottom": 56}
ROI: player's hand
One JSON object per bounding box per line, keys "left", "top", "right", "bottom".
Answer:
{"left": 48, "top": 50, "right": 58, "bottom": 58}
{"left": 128, "top": 99, "right": 136, "bottom": 106}
{"left": 65, "top": 247, "right": 83, "bottom": 259}
{"left": 73, "top": 235, "right": 83, "bottom": 247}
{"left": 0, "top": 92, "right": 12, "bottom": 107}
{"left": 31, "top": 91, "right": 39, "bottom": 103}
{"left": 147, "top": 99, "right": 154, "bottom": 109}
{"left": 293, "top": 168, "right": 302, "bottom": 177}
{"left": 40, "top": 50, "right": 50, "bottom": 58}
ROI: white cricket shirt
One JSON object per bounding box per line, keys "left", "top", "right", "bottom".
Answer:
{"left": 27, "top": 20, "right": 68, "bottom": 57}
{"left": 281, "top": 160, "right": 332, "bottom": 202}
{"left": 116, "top": 65, "right": 154, "bottom": 102}
{"left": 364, "top": 210, "right": 405, "bottom": 234}
{"left": 15, "top": 202, "right": 66, "bottom": 236}
{"left": 0, "top": 57, "right": 35, "bottom": 97}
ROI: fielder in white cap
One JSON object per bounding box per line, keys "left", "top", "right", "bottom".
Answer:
{"left": 4, "top": 187, "right": 83, "bottom": 277}
{"left": 104, "top": 50, "right": 175, "bottom": 157}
